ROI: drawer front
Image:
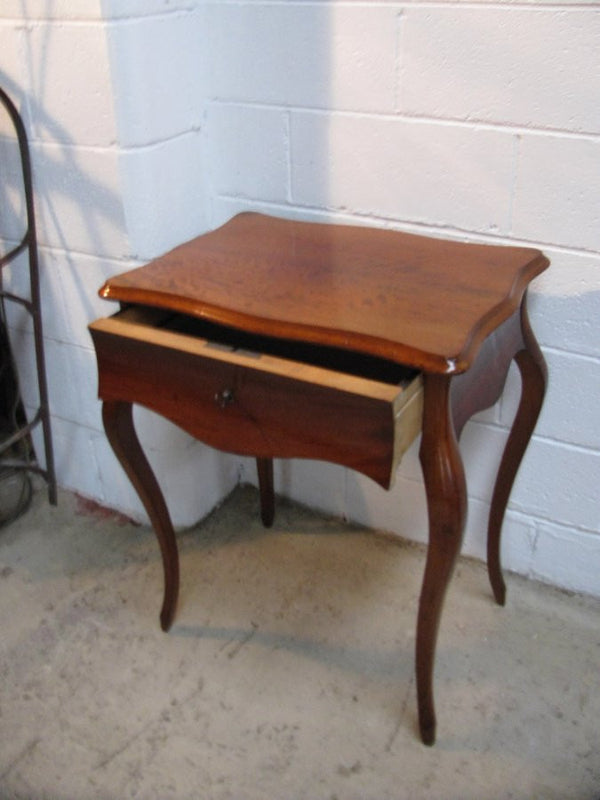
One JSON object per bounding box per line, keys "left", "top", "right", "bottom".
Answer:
{"left": 90, "top": 314, "right": 421, "bottom": 488}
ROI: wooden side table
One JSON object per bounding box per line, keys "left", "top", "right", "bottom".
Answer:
{"left": 89, "top": 212, "right": 549, "bottom": 744}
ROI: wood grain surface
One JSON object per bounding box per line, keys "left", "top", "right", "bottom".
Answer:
{"left": 100, "top": 213, "right": 548, "bottom": 374}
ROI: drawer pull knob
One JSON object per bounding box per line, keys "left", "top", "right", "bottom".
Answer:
{"left": 215, "top": 388, "right": 235, "bottom": 408}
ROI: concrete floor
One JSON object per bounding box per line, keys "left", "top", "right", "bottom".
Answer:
{"left": 0, "top": 482, "right": 599, "bottom": 800}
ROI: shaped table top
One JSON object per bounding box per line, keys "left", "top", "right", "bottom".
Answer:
{"left": 99, "top": 212, "right": 548, "bottom": 374}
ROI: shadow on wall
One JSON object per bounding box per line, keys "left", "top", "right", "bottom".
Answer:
{"left": 1, "top": 11, "right": 238, "bottom": 524}
{"left": 0, "top": 62, "right": 130, "bottom": 509}
{"left": 0, "top": 66, "right": 126, "bottom": 348}
{"left": 0, "top": 67, "right": 125, "bottom": 261}
{"left": 267, "top": 286, "right": 600, "bottom": 597}
{"left": 203, "top": 3, "right": 600, "bottom": 586}
{"left": 204, "top": 2, "right": 332, "bottom": 228}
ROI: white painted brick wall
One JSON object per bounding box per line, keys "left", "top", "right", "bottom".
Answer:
{"left": 207, "top": 104, "right": 289, "bottom": 205}
{"left": 291, "top": 113, "right": 515, "bottom": 232}
{"left": 399, "top": 7, "right": 600, "bottom": 133}
{"left": 26, "top": 23, "right": 118, "bottom": 147}
{"left": 1, "top": 1, "right": 598, "bottom": 597}
{"left": 0, "top": 2, "right": 237, "bottom": 528}
{"left": 203, "top": 0, "right": 600, "bottom": 598}
{"left": 107, "top": 12, "right": 206, "bottom": 148}
{"left": 119, "top": 130, "right": 208, "bottom": 261}
{"left": 513, "top": 135, "right": 600, "bottom": 251}
{"left": 206, "top": 4, "right": 399, "bottom": 112}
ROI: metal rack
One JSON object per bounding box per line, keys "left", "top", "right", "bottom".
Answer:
{"left": 0, "top": 86, "right": 56, "bottom": 517}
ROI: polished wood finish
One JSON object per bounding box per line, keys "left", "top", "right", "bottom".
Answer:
{"left": 90, "top": 212, "right": 549, "bottom": 745}
{"left": 256, "top": 457, "right": 274, "bottom": 528}
{"left": 90, "top": 307, "right": 421, "bottom": 489}
{"left": 487, "top": 298, "right": 547, "bottom": 606}
{"left": 418, "top": 373, "right": 468, "bottom": 746}
{"left": 414, "top": 297, "right": 547, "bottom": 744}
{"left": 102, "top": 400, "right": 179, "bottom": 631}
{"left": 100, "top": 212, "right": 547, "bottom": 374}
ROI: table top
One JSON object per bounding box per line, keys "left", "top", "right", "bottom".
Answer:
{"left": 99, "top": 212, "right": 548, "bottom": 374}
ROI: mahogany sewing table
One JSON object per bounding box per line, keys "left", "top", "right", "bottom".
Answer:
{"left": 89, "top": 212, "right": 549, "bottom": 745}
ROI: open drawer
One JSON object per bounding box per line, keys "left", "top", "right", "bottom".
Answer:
{"left": 89, "top": 305, "right": 423, "bottom": 489}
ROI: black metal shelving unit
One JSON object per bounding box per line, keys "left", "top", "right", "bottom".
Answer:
{"left": 0, "top": 86, "right": 56, "bottom": 521}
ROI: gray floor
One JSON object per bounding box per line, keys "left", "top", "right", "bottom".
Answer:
{"left": 0, "top": 482, "right": 599, "bottom": 800}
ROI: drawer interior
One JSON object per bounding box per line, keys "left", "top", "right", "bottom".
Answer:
{"left": 120, "top": 305, "right": 419, "bottom": 389}
{"left": 93, "top": 304, "right": 424, "bottom": 486}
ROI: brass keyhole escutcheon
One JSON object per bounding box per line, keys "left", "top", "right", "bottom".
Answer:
{"left": 215, "top": 387, "right": 235, "bottom": 409}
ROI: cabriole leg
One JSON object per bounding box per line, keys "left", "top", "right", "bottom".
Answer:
{"left": 487, "top": 299, "right": 547, "bottom": 605}
{"left": 102, "top": 401, "right": 179, "bottom": 631}
{"left": 256, "top": 457, "right": 275, "bottom": 527}
{"left": 417, "top": 374, "right": 468, "bottom": 745}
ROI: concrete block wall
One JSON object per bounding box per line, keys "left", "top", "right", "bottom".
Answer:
{"left": 0, "top": 1, "right": 599, "bottom": 597}
{"left": 0, "top": 0, "right": 239, "bottom": 527}
{"left": 203, "top": 0, "right": 600, "bottom": 598}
